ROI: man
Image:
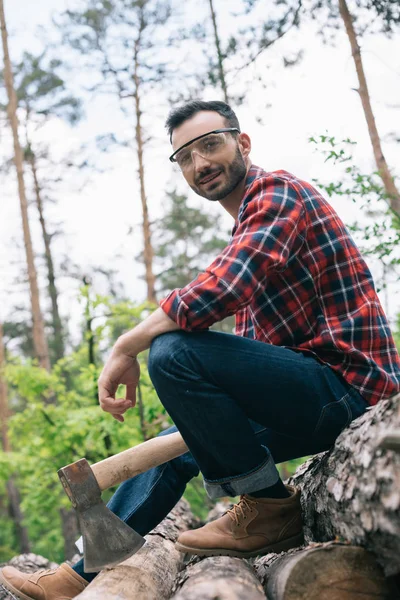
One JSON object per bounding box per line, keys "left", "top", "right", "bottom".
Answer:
{"left": 1, "top": 100, "right": 399, "bottom": 600}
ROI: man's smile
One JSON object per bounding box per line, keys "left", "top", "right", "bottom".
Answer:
{"left": 198, "top": 170, "right": 222, "bottom": 185}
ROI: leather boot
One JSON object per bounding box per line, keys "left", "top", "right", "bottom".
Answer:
{"left": 176, "top": 484, "right": 304, "bottom": 558}
{"left": 0, "top": 562, "right": 88, "bottom": 600}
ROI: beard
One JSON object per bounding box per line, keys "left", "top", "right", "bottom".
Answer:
{"left": 190, "top": 146, "right": 247, "bottom": 202}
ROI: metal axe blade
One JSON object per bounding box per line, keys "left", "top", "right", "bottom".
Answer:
{"left": 58, "top": 432, "right": 188, "bottom": 572}
{"left": 79, "top": 503, "right": 145, "bottom": 572}
{"left": 58, "top": 458, "right": 145, "bottom": 572}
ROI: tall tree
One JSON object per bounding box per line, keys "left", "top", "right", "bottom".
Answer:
{"left": 207, "top": 0, "right": 229, "bottom": 103}
{"left": 175, "top": 0, "right": 302, "bottom": 108}
{"left": 154, "top": 189, "right": 228, "bottom": 294}
{"left": 154, "top": 189, "right": 234, "bottom": 332}
{"left": 0, "top": 1, "right": 50, "bottom": 370}
{"left": 337, "top": 0, "right": 400, "bottom": 215}
{"left": 57, "top": 0, "right": 177, "bottom": 304}
{"left": 0, "top": 321, "right": 31, "bottom": 553}
{"left": 9, "top": 51, "right": 83, "bottom": 362}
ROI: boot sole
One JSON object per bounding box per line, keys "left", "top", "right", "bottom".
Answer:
{"left": 175, "top": 532, "right": 304, "bottom": 558}
{"left": 0, "top": 571, "right": 35, "bottom": 600}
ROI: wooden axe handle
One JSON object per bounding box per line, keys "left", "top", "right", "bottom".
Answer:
{"left": 91, "top": 431, "right": 189, "bottom": 491}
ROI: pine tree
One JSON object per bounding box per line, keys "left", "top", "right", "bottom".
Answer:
{"left": 0, "top": 0, "right": 50, "bottom": 371}
{"left": 56, "top": 0, "right": 178, "bottom": 304}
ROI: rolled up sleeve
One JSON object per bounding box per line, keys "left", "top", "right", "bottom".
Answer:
{"left": 160, "top": 176, "right": 306, "bottom": 330}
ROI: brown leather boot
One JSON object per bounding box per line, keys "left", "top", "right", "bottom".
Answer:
{"left": 0, "top": 562, "right": 88, "bottom": 600}
{"left": 176, "top": 484, "right": 304, "bottom": 558}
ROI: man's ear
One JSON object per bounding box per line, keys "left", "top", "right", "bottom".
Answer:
{"left": 238, "top": 133, "right": 251, "bottom": 158}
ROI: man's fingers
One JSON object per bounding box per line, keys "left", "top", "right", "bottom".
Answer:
{"left": 99, "top": 396, "right": 132, "bottom": 414}
{"left": 112, "top": 413, "right": 125, "bottom": 423}
{"left": 125, "top": 383, "right": 137, "bottom": 407}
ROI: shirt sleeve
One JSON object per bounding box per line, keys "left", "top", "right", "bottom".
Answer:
{"left": 159, "top": 175, "right": 307, "bottom": 331}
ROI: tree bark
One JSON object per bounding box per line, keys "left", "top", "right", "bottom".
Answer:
{"left": 338, "top": 0, "right": 400, "bottom": 216}
{"left": 60, "top": 507, "right": 80, "bottom": 562}
{"left": 208, "top": 0, "right": 229, "bottom": 104}
{"left": 74, "top": 500, "right": 196, "bottom": 600}
{"left": 286, "top": 393, "right": 400, "bottom": 577}
{"left": 5, "top": 480, "right": 30, "bottom": 554}
{"left": 254, "top": 541, "right": 393, "bottom": 600}
{"left": 172, "top": 556, "right": 266, "bottom": 600}
{"left": 137, "top": 380, "right": 149, "bottom": 441}
{"left": 0, "top": 1, "right": 50, "bottom": 371}
{"left": 133, "top": 18, "right": 157, "bottom": 305}
{"left": 28, "top": 147, "right": 65, "bottom": 363}
{"left": 0, "top": 322, "right": 31, "bottom": 554}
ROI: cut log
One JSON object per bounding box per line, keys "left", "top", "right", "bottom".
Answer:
{"left": 74, "top": 499, "right": 196, "bottom": 600}
{"left": 254, "top": 541, "right": 393, "bottom": 600}
{"left": 288, "top": 393, "right": 400, "bottom": 577}
{"left": 171, "top": 556, "right": 266, "bottom": 600}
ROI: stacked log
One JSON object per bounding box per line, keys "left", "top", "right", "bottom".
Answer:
{"left": 74, "top": 499, "right": 196, "bottom": 600}
{"left": 171, "top": 556, "right": 266, "bottom": 600}
{"left": 1, "top": 394, "right": 399, "bottom": 598}
{"left": 254, "top": 542, "right": 394, "bottom": 600}
{"left": 288, "top": 394, "right": 400, "bottom": 577}
{"left": 171, "top": 394, "right": 400, "bottom": 599}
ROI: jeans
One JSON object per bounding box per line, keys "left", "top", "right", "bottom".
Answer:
{"left": 74, "top": 330, "right": 368, "bottom": 580}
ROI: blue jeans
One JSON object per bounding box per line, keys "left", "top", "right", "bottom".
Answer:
{"left": 74, "top": 330, "right": 368, "bottom": 579}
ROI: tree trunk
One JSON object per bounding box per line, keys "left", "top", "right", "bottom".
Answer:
{"left": 287, "top": 393, "right": 400, "bottom": 577}
{"left": 28, "top": 148, "right": 65, "bottom": 363}
{"left": 338, "top": 0, "right": 400, "bottom": 216}
{"left": 60, "top": 507, "right": 80, "bottom": 562}
{"left": 137, "top": 380, "right": 149, "bottom": 441}
{"left": 208, "top": 0, "right": 229, "bottom": 104}
{"left": 6, "top": 480, "right": 30, "bottom": 554}
{"left": 74, "top": 500, "right": 196, "bottom": 600}
{"left": 133, "top": 26, "right": 157, "bottom": 305}
{"left": 172, "top": 556, "right": 266, "bottom": 599}
{"left": 255, "top": 541, "right": 393, "bottom": 599}
{"left": 0, "top": 322, "right": 31, "bottom": 554}
{"left": 0, "top": 1, "right": 50, "bottom": 371}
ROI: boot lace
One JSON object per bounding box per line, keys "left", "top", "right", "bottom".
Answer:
{"left": 226, "top": 495, "right": 258, "bottom": 526}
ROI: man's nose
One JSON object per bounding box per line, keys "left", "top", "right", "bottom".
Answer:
{"left": 192, "top": 151, "right": 211, "bottom": 171}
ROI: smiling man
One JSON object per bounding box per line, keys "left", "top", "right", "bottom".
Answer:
{"left": 2, "top": 100, "right": 400, "bottom": 600}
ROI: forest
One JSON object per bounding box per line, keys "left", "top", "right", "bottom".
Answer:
{"left": 0, "top": 0, "right": 400, "bottom": 596}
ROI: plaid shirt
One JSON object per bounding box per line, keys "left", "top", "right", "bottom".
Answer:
{"left": 160, "top": 165, "right": 400, "bottom": 405}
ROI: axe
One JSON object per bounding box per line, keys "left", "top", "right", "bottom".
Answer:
{"left": 58, "top": 432, "right": 188, "bottom": 572}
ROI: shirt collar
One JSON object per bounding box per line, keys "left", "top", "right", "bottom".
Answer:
{"left": 231, "top": 164, "right": 265, "bottom": 235}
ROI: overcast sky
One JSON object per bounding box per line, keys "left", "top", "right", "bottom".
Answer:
{"left": 1, "top": 0, "right": 400, "bottom": 341}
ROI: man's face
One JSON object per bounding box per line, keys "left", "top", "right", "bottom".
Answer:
{"left": 170, "top": 111, "right": 249, "bottom": 202}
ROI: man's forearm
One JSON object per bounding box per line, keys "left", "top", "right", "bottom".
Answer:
{"left": 115, "top": 307, "right": 181, "bottom": 357}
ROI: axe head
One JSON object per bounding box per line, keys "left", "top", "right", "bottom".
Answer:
{"left": 58, "top": 458, "right": 145, "bottom": 572}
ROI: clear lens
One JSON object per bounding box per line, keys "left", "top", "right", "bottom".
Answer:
{"left": 175, "top": 132, "right": 228, "bottom": 169}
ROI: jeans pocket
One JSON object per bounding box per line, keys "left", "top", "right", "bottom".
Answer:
{"left": 312, "top": 393, "right": 353, "bottom": 446}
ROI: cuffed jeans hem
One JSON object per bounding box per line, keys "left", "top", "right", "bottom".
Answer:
{"left": 202, "top": 446, "right": 280, "bottom": 499}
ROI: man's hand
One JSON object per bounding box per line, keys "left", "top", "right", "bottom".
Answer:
{"left": 98, "top": 348, "right": 140, "bottom": 422}
{"left": 97, "top": 307, "right": 180, "bottom": 422}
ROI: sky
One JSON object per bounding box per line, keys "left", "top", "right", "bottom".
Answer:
{"left": 1, "top": 0, "right": 400, "bottom": 342}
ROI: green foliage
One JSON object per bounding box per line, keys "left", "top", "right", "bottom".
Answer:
{"left": 154, "top": 189, "right": 228, "bottom": 294}
{"left": 183, "top": 475, "right": 214, "bottom": 522}
{"left": 0, "top": 295, "right": 167, "bottom": 563}
{"left": 0, "top": 51, "right": 83, "bottom": 126}
{"left": 309, "top": 135, "right": 400, "bottom": 295}
{"left": 154, "top": 188, "right": 235, "bottom": 333}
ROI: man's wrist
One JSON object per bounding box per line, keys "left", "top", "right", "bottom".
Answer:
{"left": 114, "top": 332, "right": 139, "bottom": 358}
{"left": 114, "top": 307, "right": 180, "bottom": 358}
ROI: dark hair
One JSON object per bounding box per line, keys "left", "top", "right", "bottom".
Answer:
{"left": 165, "top": 100, "right": 241, "bottom": 141}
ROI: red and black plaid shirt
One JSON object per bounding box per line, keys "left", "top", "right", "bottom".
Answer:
{"left": 160, "top": 165, "right": 400, "bottom": 405}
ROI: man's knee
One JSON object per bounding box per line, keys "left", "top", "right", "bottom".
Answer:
{"left": 148, "top": 331, "right": 188, "bottom": 378}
